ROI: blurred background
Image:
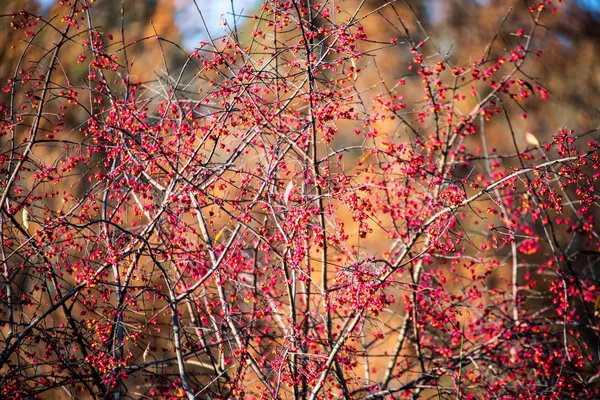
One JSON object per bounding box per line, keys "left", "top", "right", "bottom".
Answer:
{"left": 5, "top": 0, "right": 594, "bottom": 142}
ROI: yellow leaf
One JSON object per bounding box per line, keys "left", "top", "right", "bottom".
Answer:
{"left": 359, "top": 151, "right": 373, "bottom": 163}
{"left": 214, "top": 227, "right": 226, "bottom": 243}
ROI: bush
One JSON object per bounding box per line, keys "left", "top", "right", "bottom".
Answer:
{"left": 0, "top": 1, "right": 599, "bottom": 398}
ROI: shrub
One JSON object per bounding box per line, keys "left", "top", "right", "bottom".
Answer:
{"left": 0, "top": 1, "right": 598, "bottom": 398}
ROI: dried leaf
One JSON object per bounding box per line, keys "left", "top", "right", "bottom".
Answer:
{"left": 143, "top": 342, "right": 150, "bottom": 362}
{"left": 351, "top": 58, "right": 358, "bottom": 81}
{"left": 525, "top": 132, "right": 540, "bottom": 146}
{"left": 22, "top": 208, "right": 29, "bottom": 231}
{"left": 284, "top": 180, "right": 294, "bottom": 204}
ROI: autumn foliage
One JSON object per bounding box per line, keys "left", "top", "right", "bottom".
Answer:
{"left": 0, "top": 0, "right": 599, "bottom": 399}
